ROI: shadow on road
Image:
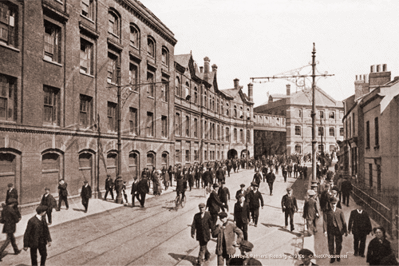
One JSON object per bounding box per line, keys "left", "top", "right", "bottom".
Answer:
{"left": 169, "top": 253, "right": 197, "bottom": 265}
{"left": 72, "top": 208, "right": 85, "bottom": 212}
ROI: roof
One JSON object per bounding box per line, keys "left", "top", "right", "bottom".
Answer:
{"left": 174, "top": 54, "right": 191, "bottom": 68}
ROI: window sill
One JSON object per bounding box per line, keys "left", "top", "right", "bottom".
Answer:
{"left": 43, "top": 58, "right": 62, "bottom": 67}
{"left": 130, "top": 43, "right": 139, "bottom": 50}
{"left": 374, "top": 146, "right": 380, "bottom": 150}
{"left": 0, "top": 42, "right": 20, "bottom": 52}
{"left": 80, "top": 14, "right": 95, "bottom": 24}
{"left": 0, "top": 120, "right": 17, "bottom": 125}
{"left": 108, "top": 31, "right": 120, "bottom": 39}
{"left": 80, "top": 70, "right": 94, "bottom": 78}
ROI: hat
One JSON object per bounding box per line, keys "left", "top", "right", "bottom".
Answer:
{"left": 240, "top": 184, "right": 245, "bottom": 188}
{"left": 7, "top": 198, "right": 18, "bottom": 205}
{"left": 307, "top": 190, "right": 316, "bottom": 196}
{"left": 198, "top": 203, "right": 206, "bottom": 208}
{"left": 84, "top": 180, "right": 88, "bottom": 183}
{"left": 221, "top": 181, "right": 226, "bottom": 185}
{"left": 298, "top": 248, "right": 314, "bottom": 257}
{"left": 251, "top": 182, "right": 258, "bottom": 187}
{"left": 36, "top": 205, "right": 48, "bottom": 214}
{"left": 213, "top": 183, "right": 219, "bottom": 189}
{"left": 218, "top": 212, "right": 228, "bottom": 218}
{"left": 330, "top": 197, "right": 339, "bottom": 204}
{"left": 238, "top": 193, "right": 245, "bottom": 199}
{"left": 240, "top": 240, "right": 254, "bottom": 251}
{"left": 286, "top": 187, "right": 292, "bottom": 192}
{"left": 45, "top": 187, "right": 50, "bottom": 191}
{"left": 7, "top": 183, "right": 13, "bottom": 188}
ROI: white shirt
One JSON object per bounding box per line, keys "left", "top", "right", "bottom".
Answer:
{"left": 357, "top": 209, "right": 363, "bottom": 214}
{"left": 36, "top": 214, "right": 42, "bottom": 221}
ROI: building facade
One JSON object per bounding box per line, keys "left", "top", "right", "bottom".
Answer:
{"left": 254, "top": 84, "right": 344, "bottom": 156}
{"left": 253, "top": 114, "right": 286, "bottom": 158}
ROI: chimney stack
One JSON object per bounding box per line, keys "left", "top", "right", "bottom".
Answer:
{"left": 234, "top": 78, "right": 239, "bottom": 89}
{"left": 248, "top": 83, "right": 253, "bottom": 102}
{"left": 286, "top": 84, "right": 291, "bottom": 96}
{"left": 199, "top": 66, "right": 203, "bottom": 73}
{"left": 204, "top": 57, "right": 210, "bottom": 74}
{"left": 369, "top": 64, "right": 391, "bottom": 88}
{"left": 211, "top": 64, "right": 218, "bottom": 72}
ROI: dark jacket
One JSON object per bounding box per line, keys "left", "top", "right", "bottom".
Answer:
{"left": 234, "top": 202, "right": 250, "bottom": 224}
{"left": 176, "top": 177, "right": 187, "bottom": 192}
{"left": 303, "top": 197, "right": 319, "bottom": 220}
{"left": 218, "top": 187, "right": 230, "bottom": 202}
{"left": 137, "top": 178, "right": 149, "bottom": 194}
{"left": 114, "top": 177, "right": 123, "bottom": 192}
{"left": 191, "top": 211, "right": 213, "bottom": 243}
{"left": 212, "top": 221, "right": 243, "bottom": 256}
{"left": 367, "top": 237, "right": 393, "bottom": 265}
{"left": 323, "top": 208, "right": 347, "bottom": 235}
{"left": 247, "top": 190, "right": 264, "bottom": 209}
{"left": 58, "top": 183, "right": 68, "bottom": 197}
{"left": 80, "top": 185, "right": 92, "bottom": 199}
{"left": 348, "top": 210, "right": 372, "bottom": 236}
{"left": 105, "top": 178, "right": 114, "bottom": 190}
{"left": 229, "top": 257, "right": 262, "bottom": 266}
{"left": 6, "top": 188, "right": 18, "bottom": 204}
{"left": 266, "top": 172, "right": 276, "bottom": 183}
{"left": 131, "top": 179, "right": 139, "bottom": 195}
{"left": 252, "top": 173, "right": 262, "bottom": 185}
{"left": 319, "top": 190, "right": 331, "bottom": 212}
{"left": 23, "top": 216, "right": 52, "bottom": 248}
{"left": 216, "top": 169, "right": 225, "bottom": 181}
{"left": 341, "top": 180, "right": 352, "bottom": 195}
{"left": 281, "top": 194, "right": 298, "bottom": 212}
{"left": 202, "top": 170, "right": 212, "bottom": 184}
{"left": 206, "top": 190, "right": 224, "bottom": 214}
{"left": 1, "top": 204, "right": 20, "bottom": 233}
{"left": 235, "top": 189, "right": 248, "bottom": 201}
{"left": 40, "top": 194, "right": 57, "bottom": 210}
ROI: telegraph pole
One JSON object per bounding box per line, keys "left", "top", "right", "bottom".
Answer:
{"left": 251, "top": 43, "right": 333, "bottom": 183}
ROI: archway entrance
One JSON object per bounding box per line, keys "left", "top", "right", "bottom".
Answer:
{"left": 227, "top": 149, "right": 238, "bottom": 159}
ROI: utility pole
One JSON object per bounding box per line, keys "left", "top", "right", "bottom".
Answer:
{"left": 251, "top": 43, "right": 333, "bottom": 182}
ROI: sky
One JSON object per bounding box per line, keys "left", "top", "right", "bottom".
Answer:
{"left": 142, "top": 0, "right": 399, "bottom": 107}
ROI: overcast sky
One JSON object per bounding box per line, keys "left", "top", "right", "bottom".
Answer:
{"left": 142, "top": 0, "right": 399, "bottom": 107}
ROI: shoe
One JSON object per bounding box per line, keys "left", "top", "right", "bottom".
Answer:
{"left": 254, "top": 224, "right": 257, "bottom": 227}
{"left": 66, "top": 207, "right": 69, "bottom": 210}
{"left": 291, "top": 228, "right": 295, "bottom": 231}
{"left": 15, "top": 249, "right": 21, "bottom": 255}
{"left": 337, "top": 257, "right": 340, "bottom": 262}
{"left": 354, "top": 252, "right": 358, "bottom": 256}
{"left": 360, "top": 254, "right": 365, "bottom": 258}
{"left": 330, "top": 258, "right": 335, "bottom": 263}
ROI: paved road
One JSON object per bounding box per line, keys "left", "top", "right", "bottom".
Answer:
{"left": 3, "top": 169, "right": 308, "bottom": 266}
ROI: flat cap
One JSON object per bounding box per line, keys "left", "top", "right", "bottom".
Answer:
{"left": 298, "top": 248, "right": 314, "bottom": 257}
{"left": 221, "top": 181, "right": 226, "bottom": 185}
{"left": 307, "top": 190, "right": 316, "bottom": 196}
{"left": 218, "top": 212, "right": 228, "bottom": 218}
{"left": 84, "top": 180, "right": 88, "bottom": 183}
{"left": 240, "top": 184, "right": 246, "bottom": 188}
{"left": 198, "top": 203, "right": 206, "bottom": 208}
{"left": 7, "top": 183, "right": 13, "bottom": 188}
{"left": 213, "top": 183, "right": 219, "bottom": 189}
{"left": 251, "top": 182, "right": 258, "bottom": 187}
{"left": 330, "top": 197, "right": 339, "bottom": 204}
{"left": 240, "top": 240, "right": 254, "bottom": 251}
{"left": 7, "top": 198, "right": 18, "bottom": 204}
{"left": 286, "top": 187, "right": 292, "bottom": 192}
{"left": 45, "top": 187, "right": 50, "bottom": 191}
{"left": 36, "top": 205, "right": 48, "bottom": 214}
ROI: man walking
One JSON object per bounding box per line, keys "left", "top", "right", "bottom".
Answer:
{"left": 206, "top": 183, "right": 225, "bottom": 226}
{"left": 0, "top": 198, "right": 21, "bottom": 261}
{"left": 57, "top": 179, "right": 68, "bottom": 211}
{"left": 137, "top": 173, "right": 150, "bottom": 208}
{"left": 5, "top": 183, "right": 18, "bottom": 204}
{"left": 234, "top": 194, "right": 250, "bottom": 240}
{"left": 252, "top": 170, "right": 262, "bottom": 188}
{"left": 80, "top": 180, "right": 92, "bottom": 213}
{"left": 40, "top": 188, "right": 56, "bottom": 225}
{"left": 266, "top": 170, "right": 276, "bottom": 196}
{"left": 104, "top": 175, "right": 114, "bottom": 201}
{"left": 235, "top": 184, "right": 247, "bottom": 201}
{"left": 341, "top": 177, "right": 352, "bottom": 207}
{"left": 114, "top": 175, "right": 124, "bottom": 203}
{"left": 191, "top": 203, "right": 213, "bottom": 265}
{"left": 131, "top": 176, "right": 140, "bottom": 207}
{"left": 247, "top": 183, "right": 264, "bottom": 227}
{"left": 218, "top": 181, "right": 230, "bottom": 212}
{"left": 323, "top": 197, "right": 347, "bottom": 263}
{"left": 281, "top": 188, "right": 298, "bottom": 231}
{"left": 303, "top": 190, "right": 319, "bottom": 236}
{"left": 348, "top": 205, "right": 372, "bottom": 257}
{"left": 212, "top": 212, "right": 243, "bottom": 266}
{"left": 23, "top": 206, "right": 52, "bottom": 266}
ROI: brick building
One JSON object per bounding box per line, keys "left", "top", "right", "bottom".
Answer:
{"left": 0, "top": 0, "right": 176, "bottom": 206}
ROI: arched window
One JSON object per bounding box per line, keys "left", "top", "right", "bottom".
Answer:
{"left": 108, "top": 10, "right": 120, "bottom": 37}
{"left": 240, "top": 129, "right": 244, "bottom": 143}
{"left": 106, "top": 152, "right": 117, "bottom": 179}
{"left": 185, "top": 115, "right": 190, "bottom": 136}
{"left": 147, "top": 152, "right": 155, "bottom": 170}
{"left": 147, "top": 37, "right": 155, "bottom": 58}
{"left": 221, "top": 101, "right": 224, "bottom": 115}
{"left": 217, "top": 124, "right": 220, "bottom": 140}
{"left": 247, "top": 129, "right": 250, "bottom": 143}
{"left": 0, "top": 151, "right": 17, "bottom": 200}
{"left": 194, "top": 87, "right": 198, "bottom": 104}
{"left": 175, "top": 76, "right": 180, "bottom": 96}
{"left": 217, "top": 100, "right": 219, "bottom": 114}
{"left": 42, "top": 150, "right": 63, "bottom": 193}
{"left": 175, "top": 113, "right": 181, "bottom": 136}
{"left": 234, "top": 107, "right": 237, "bottom": 118}
{"left": 204, "top": 91, "right": 207, "bottom": 108}
{"left": 130, "top": 24, "right": 140, "bottom": 48}
{"left": 329, "top": 127, "right": 335, "bottom": 136}
{"left": 194, "top": 118, "right": 198, "bottom": 138}
{"left": 161, "top": 152, "right": 168, "bottom": 170}
{"left": 185, "top": 82, "right": 190, "bottom": 100}
{"left": 234, "top": 128, "right": 237, "bottom": 142}
{"left": 129, "top": 152, "right": 139, "bottom": 181}
{"left": 226, "top": 127, "right": 230, "bottom": 142}
{"left": 162, "top": 47, "right": 169, "bottom": 67}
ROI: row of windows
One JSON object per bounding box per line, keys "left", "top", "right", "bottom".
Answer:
{"left": 365, "top": 117, "right": 379, "bottom": 149}
{"left": 296, "top": 109, "right": 343, "bottom": 119}
{"left": 293, "top": 144, "right": 336, "bottom": 154}
{"left": 294, "top": 125, "right": 344, "bottom": 137}
{"left": 175, "top": 149, "right": 224, "bottom": 163}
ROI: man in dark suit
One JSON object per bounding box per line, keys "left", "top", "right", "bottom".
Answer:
{"left": 80, "top": 180, "right": 92, "bottom": 213}
{"left": 281, "top": 188, "right": 298, "bottom": 231}
{"left": 104, "top": 175, "right": 114, "bottom": 200}
{"left": 323, "top": 197, "right": 348, "bottom": 263}
{"left": 348, "top": 205, "right": 372, "bottom": 257}
{"left": 40, "top": 188, "right": 56, "bottom": 225}
{"left": 23, "top": 205, "right": 52, "bottom": 266}
{"left": 5, "top": 183, "right": 18, "bottom": 204}
{"left": 191, "top": 203, "right": 213, "bottom": 265}
{"left": 206, "top": 183, "right": 225, "bottom": 226}
{"left": 0, "top": 198, "right": 21, "bottom": 261}
{"left": 130, "top": 176, "right": 140, "bottom": 207}
{"left": 234, "top": 194, "right": 250, "bottom": 240}
{"left": 247, "top": 183, "right": 264, "bottom": 227}
{"left": 266, "top": 170, "right": 276, "bottom": 195}
{"left": 235, "top": 184, "right": 247, "bottom": 201}
{"left": 341, "top": 177, "right": 352, "bottom": 207}
{"left": 57, "top": 179, "right": 68, "bottom": 211}
{"left": 252, "top": 170, "right": 262, "bottom": 188}
{"left": 218, "top": 181, "right": 230, "bottom": 212}
{"left": 303, "top": 190, "right": 319, "bottom": 236}
{"left": 137, "top": 174, "right": 149, "bottom": 208}
{"left": 216, "top": 166, "right": 225, "bottom": 184}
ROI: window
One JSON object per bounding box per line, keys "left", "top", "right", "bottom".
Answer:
{"left": 318, "top": 127, "right": 324, "bottom": 136}
{"left": 108, "top": 11, "right": 119, "bottom": 36}
{"left": 374, "top": 117, "right": 379, "bottom": 147}
{"left": 175, "top": 76, "right": 181, "bottom": 96}
{"left": 217, "top": 125, "right": 220, "bottom": 140}
{"left": 226, "top": 127, "right": 230, "bottom": 142}
{"left": 329, "top": 127, "right": 335, "bottom": 136}
{"left": 161, "top": 116, "right": 167, "bottom": 138}
{"left": 185, "top": 82, "right": 190, "bottom": 100}
{"left": 129, "top": 152, "right": 139, "bottom": 180}
{"left": 162, "top": 153, "right": 168, "bottom": 169}
{"left": 319, "top": 111, "right": 324, "bottom": 119}
{"left": 369, "top": 164, "right": 373, "bottom": 187}
{"left": 377, "top": 165, "right": 381, "bottom": 191}
{"left": 194, "top": 87, "right": 198, "bottom": 104}
{"left": 204, "top": 150, "right": 207, "bottom": 161}
{"left": 204, "top": 121, "right": 208, "bottom": 139}
{"left": 147, "top": 72, "right": 154, "bottom": 97}
{"left": 185, "top": 150, "right": 190, "bottom": 162}
{"left": 234, "top": 128, "right": 237, "bottom": 142}
{"left": 81, "top": 0, "right": 94, "bottom": 20}
{"left": 44, "top": 21, "right": 61, "bottom": 63}
{"left": 0, "top": 2, "right": 17, "bottom": 47}
{"left": 176, "top": 149, "right": 180, "bottom": 162}
{"left": 329, "top": 112, "right": 335, "bottom": 119}
{"left": 204, "top": 91, "right": 207, "bottom": 108}
{"left": 352, "top": 113, "right": 356, "bottom": 135}
{"left": 162, "top": 47, "right": 169, "bottom": 67}
{"left": 340, "top": 127, "right": 344, "bottom": 136}
{"left": 129, "top": 63, "right": 138, "bottom": 90}
{"left": 295, "top": 145, "right": 302, "bottom": 154}
{"left": 80, "top": 39, "right": 93, "bottom": 75}
{"left": 146, "top": 112, "right": 154, "bottom": 137}
{"left": 175, "top": 113, "right": 181, "bottom": 136}
{"left": 329, "top": 145, "right": 336, "bottom": 152}
{"left": 318, "top": 144, "right": 324, "bottom": 153}
{"left": 295, "top": 126, "right": 301, "bottom": 136}
{"left": 147, "top": 37, "right": 155, "bottom": 58}
{"left": 247, "top": 129, "right": 250, "bottom": 143}
{"left": 130, "top": 24, "right": 139, "bottom": 48}
{"left": 194, "top": 118, "right": 198, "bottom": 138}
{"left": 366, "top": 121, "right": 370, "bottom": 148}
{"left": 147, "top": 153, "right": 155, "bottom": 169}
{"left": 107, "top": 102, "right": 116, "bottom": 132}
{"left": 129, "top": 107, "right": 138, "bottom": 135}
{"left": 299, "top": 109, "right": 302, "bottom": 118}
{"left": 0, "top": 74, "right": 16, "bottom": 122}
{"left": 107, "top": 53, "right": 118, "bottom": 84}
{"left": 185, "top": 116, "right": 190, "bottom": 137}
{"left": 194, "top": 150, "right": 198, "bottom": 161}
{"left": 161, "top": 79, "right": 168, "bottom": 102}
{"left": 240, "top": 129, "right": 244, "bottom": 143}
{"left": 43, "top": 86, "right": 60, "bottom": 125}
{"left": 79, "top": 95, "right": 92, "bottom": 128}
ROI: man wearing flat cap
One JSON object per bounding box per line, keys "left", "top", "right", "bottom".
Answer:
{"left": 23, "top": 205, "right": 52, "bottom": 266}
{"left": 235, "top": 184, "right": 248, "bottom": 201}
{"left": 234, "top": 193, "right": 250, "bottom": 240}
{"left": 80, "top": 180, "right": 92, "bottom": 213}
{"left": 265, "top": 169, "right": 276, "bottom": 196}
{"left": 247, "top": 183, "right": 263, "bottom": 227}
{"left": 281, "top": 187, "right": 298, "bottom": 231}
{"left": 303, "top": 190, "right": 319, "bottom": 236}
{"left": 191, "top": 203, "right": 213, "bottom": 265}
{"left": 252, "top": 170, "right": 262, "bottom": 188}
{"left": 212, "top": 212, "right": 243, "bottom": 266}
{"left": 298, "top": 248, "right": 318, "bottom": 266}
{"left": 323, "top": 197, "right": 347, "bottom": 263}
{"left": 0, "top": 198, "right": 21, "bottom": 261}
{"left": 40, "top": 187, "right": 57, "bottom": 225}
{"left": 229, "top": 240, "right": 262, "bottom": 265}
{"left": 5, "top": 183, "right": 18, "bottom": 204}
{"left": 218, "top": 181, "right": 230, "bottom": 212}
{"left": 206, "top": 183, "right": 226, "bottom": 226}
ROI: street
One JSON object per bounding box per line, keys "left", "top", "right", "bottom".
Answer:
{"left": 3, "top": 169, "right": 308, "bottom": 266}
